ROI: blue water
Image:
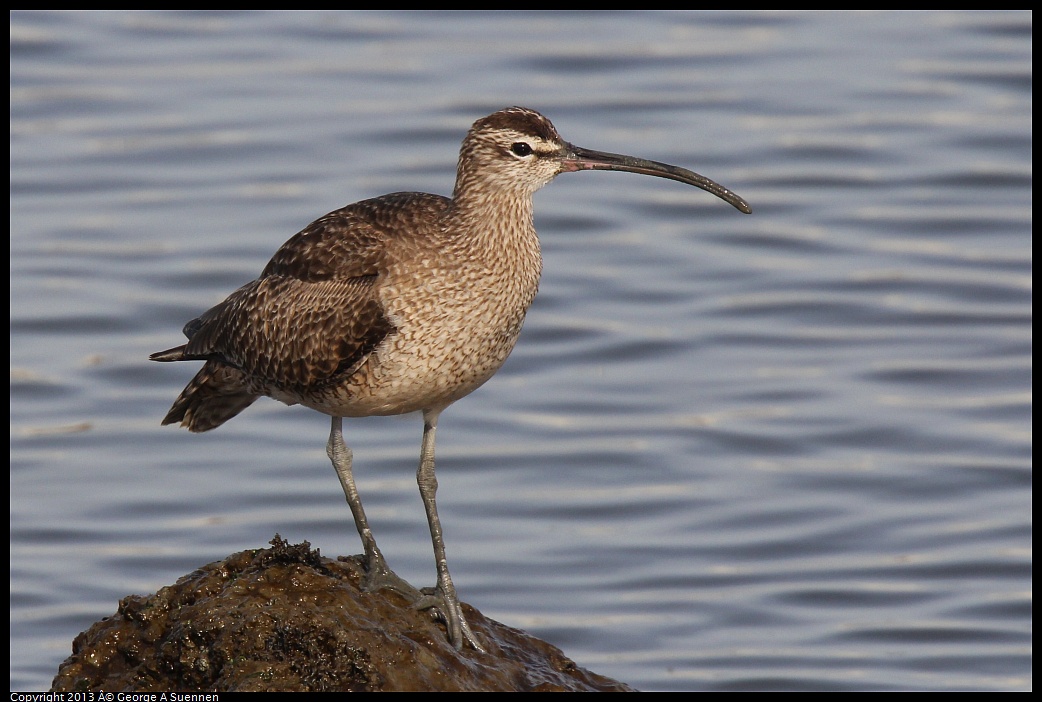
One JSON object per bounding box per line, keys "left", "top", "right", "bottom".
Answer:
{"left": 10, "top": 10, "right": 1031, "bottom": 691}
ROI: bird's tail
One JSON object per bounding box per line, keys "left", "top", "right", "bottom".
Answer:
{"left": 152, "top": 350, "right": 259, "bottom": 432}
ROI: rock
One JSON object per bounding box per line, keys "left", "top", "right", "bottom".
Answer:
{"left": 51, "top": 536, "right": 635, "bottom": 692}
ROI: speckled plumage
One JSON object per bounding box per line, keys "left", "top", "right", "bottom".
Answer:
{"left": 152, "top": 106, "right": 750, "bottom": 652}
{"left": 153, "top": 114, "right": 548, "bottom": 431}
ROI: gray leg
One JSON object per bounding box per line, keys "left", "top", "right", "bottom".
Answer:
{"left": 327, "top": 416, "right": 419, "bottom": 598}
{"left": 414, "top": 410, "right": 486, "bottom": 652}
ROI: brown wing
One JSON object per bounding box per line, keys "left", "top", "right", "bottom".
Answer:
{"left": 170, "top": 192, "right": 451, "bottom": 394}
{"left": 182, "top": 274, "right": 391, "bottom": 393}
{"left": 260, "top": 192, "right": 451, "bottom": 281}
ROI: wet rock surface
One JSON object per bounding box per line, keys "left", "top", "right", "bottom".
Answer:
{"left": 51, "top": 536, "right": 635, "bottom": 692}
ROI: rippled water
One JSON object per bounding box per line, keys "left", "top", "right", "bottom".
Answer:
{"left": 10, "top": 10, "right": 1031, "bottom": 691}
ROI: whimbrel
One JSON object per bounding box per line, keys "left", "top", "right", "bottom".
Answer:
{"left": 151, "top": 107, "right": 751, "bottom": 652}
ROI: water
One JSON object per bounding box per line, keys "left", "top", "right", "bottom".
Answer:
{"left": 10, "top": 10, "right": 1031, "bottom": 691}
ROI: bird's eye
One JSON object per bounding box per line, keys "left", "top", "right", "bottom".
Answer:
{"left": 510, "top": 142, "right": 533, "bottom": 157}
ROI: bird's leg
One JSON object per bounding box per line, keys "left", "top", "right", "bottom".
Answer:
{"left": 413, "top": 410, "right": 486, "bottom": 652}
{"left": 327, "top": 416, "right": 420, "bottom": 599}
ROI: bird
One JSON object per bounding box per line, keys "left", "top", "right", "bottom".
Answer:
{"left": 151, "top": 106, "right": 751, "bottom": 653}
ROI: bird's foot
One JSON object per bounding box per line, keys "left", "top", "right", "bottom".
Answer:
{"left": 358, "top": 550, "right": 425, "bottom": 602}
{"left": 415, "top": 584, "right": 486, "bottom": 653}
{"left": 357, "top": 553, "right": 484, "bottom": 652}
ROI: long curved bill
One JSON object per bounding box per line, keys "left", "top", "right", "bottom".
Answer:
{"left": 560, "top": 144, "right": 752, "bottom": 214}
